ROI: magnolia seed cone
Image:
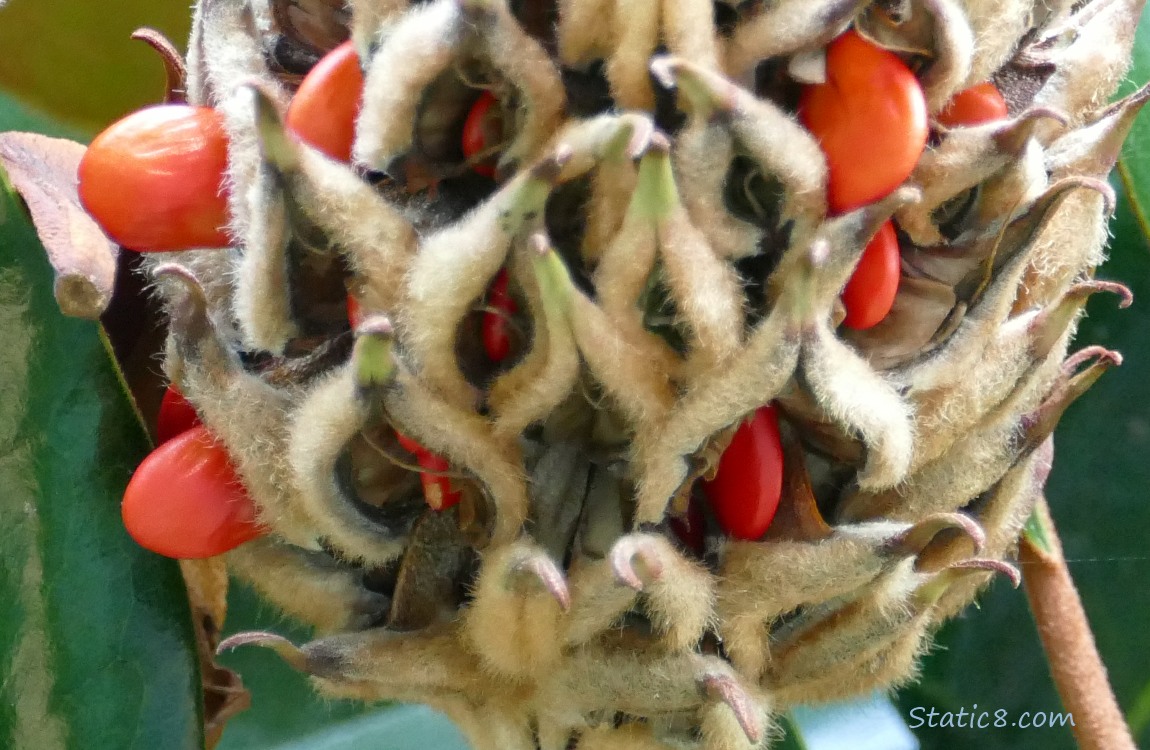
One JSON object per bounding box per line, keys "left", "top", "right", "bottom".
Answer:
{"left": 143, "top": 1, "right": 1145, "bottom": 748}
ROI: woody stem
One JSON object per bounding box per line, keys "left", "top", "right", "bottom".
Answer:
{"left": 1021, "top": 497, "right": 1136, "bottom": 750}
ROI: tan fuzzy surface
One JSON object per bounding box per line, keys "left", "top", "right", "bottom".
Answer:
{"left": 145, "top": 1, "right": 1147, "bottom": 747}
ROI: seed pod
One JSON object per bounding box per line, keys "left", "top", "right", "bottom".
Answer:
{"left": 702, "top": 405, "right": 784, "bottom": 541}
{"left": 938, "top": 81, "right": 1010, "bottom": 127}
{"left": 156, "top": 385, "right": 201, "bottom": 443}
{"left": 123, "top": 425, "right": 264, "bottom": 558}
{"left": 286, "top": 40, "right": 364, "bottom": 162}
{"left": 481, "top": 268, "right": 518, "bottom": 361}
{"left": 396, "top": 432, "right": 463, "bottom": 511}
{"left": 78, "top": 105, "right": 231, "bottom": 251}
{"left": 799, "top": 31, "right": 928, "bottom": 214}
{"left": 461, "top": 91, "right": 501, "bottom": 178}
{"left": 841, "top": 220, "right": 900, "bottom": 330}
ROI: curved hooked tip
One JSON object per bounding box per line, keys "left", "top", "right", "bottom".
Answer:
{"left": 1095, "top": 80, "right": 1150, "bottom": 122}
{"left": 153, "top": 263, "right": 210, "bottom": 331}
{"left": 649, "top": 55, "right": 738, "bottom": 115}
{"left": 916, "top": 558, "right": 1022, "bottom": 607}
{"left": 1027, "top": 281, "right": 1132, "bottom": 359}
{"left": 617, "top": 114, "right": 656, "bottom": 161}
{"left": 153, "top": 262, "right": 205, "bottom": 294}
{"left": 509, "top": 548, "right": 572, "bottom": 611}
{"left": 1062, "top": 345, "right": 1124, "bottom": 374}
{"left": 1019, "top": 346, "right": 1121, "bottom": 453}
{"left": 552, "top": 113, "right": 657, "bottom": 182}
{"left": 1065, "top": 279, "right": 1135, "bottom": 309}
{"left": 648, "top": 56, "right": 679, "bottom": 93}
{"left": 131, "top": 27, "right": 187, "bottom": 104}
{"left": 700, "top": 672, "right": 765, "bottom": 744}
{"left": 1043, "top": 175, "right": 1117, "bottom": 216}
{"left": 949, "top": 558, "right": 1022, "bottom": 589}
{"left": 890, "top": 512, "right": 987, "bottom": 559}
{"left": 609, "top": 535, "right": 667, "bottom": 592}
{"left": 991, "top": 107, "right": 1069, "bottom": 153}
{"left": 217, "top": 631, "right": 311, "bottom": 672}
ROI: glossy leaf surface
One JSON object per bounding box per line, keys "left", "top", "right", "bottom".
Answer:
{"left": 0, "top": 159, "right": 202, "bottom": 748}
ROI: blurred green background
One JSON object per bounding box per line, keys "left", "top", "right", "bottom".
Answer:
{"left": 1, "top": 1, "right": 1148, "bottom": 748}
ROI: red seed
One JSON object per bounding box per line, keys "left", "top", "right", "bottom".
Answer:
{"left": 482, "top": 269, "right": 518, "bottom": 362}
{"left": 346, "top": 294, "right": 363, "bottom": 327}
{"left": 79, "top": 105, "right": 231, "bottom": 251}
{"left": 937, "top": 82, "right": 1009, "bottom": 128}
{"left": 799, "top": 31, "right": 928, "bottom": 214}
{"left": 396, "top": 432, "right": 462, "bottom": 511}
{"left": 702, "top": 405, "right": 784, "bottom": 541}
{"left": 156, "top": 385, "right": 200, "bottom": 444}
{"left": 841, "top": 220, "right": 901, "bottom": 330}
{"left": 122, "top": 425, "right": 264, "bottom": 559}
{"left": 286, "top": 41, "right": 365, "bottom": 162}
{"left": 461, "top": 91, "right": 501, "bottom": 178}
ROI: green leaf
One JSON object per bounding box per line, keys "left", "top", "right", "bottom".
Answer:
{"left": 897, "top": 180, "right": 1150, "bottom": 750}
{"left": 0, "top": 1, "right": 192, "bottom": 135}
{"left": 0, "top": 91, "right": 86, "bottom": 143}
{"left": 0, "top": 162, "right": 202, "bottom": 746}
{"left": 1117, "top": 3, "right": 1150, "bottom": 237}
{"left": 775, "top": 715, "right": 811, "bottom": 750}
{"left": 214, "top": 582, "right": 378, "bottom": 750}
{"left": 212, "top": 583, "right": 463, "bottom": 750}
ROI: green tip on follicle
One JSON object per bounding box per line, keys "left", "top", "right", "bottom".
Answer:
{"left": 631, "top": 134, "right": 678, "bottom": 220}
{"left": 498, "top": 148, "right": 571, "bottom": 234}
{"left": 246, "top": 80, "right": 300, "bottom": 172}
{"left": 650, "top": 56, "right": 735, "bottom": 117}
{"left": 529, "top": 232, "right": 574, "bottom": 317}
{"left": 353, "top": 315, "right": 397, "bottom": 389}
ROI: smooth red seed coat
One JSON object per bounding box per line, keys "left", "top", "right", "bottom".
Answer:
{"left": 799, "top": 31, "right": 928, "bottom": 214}
{"left": 396, "top": 432, "right": 462, "bottom": 511}
{"left": 842, "top": 220, "right": 901, "bottom": 330}
{"left": 122, "top": 425, "right": 264, "bottom": 559}
{"left": 79, "top": 105, "right": 231, "bottom": 251}
{"left": 156, "top": 385, "right": 201, "bottom": 444}
{"left": 482, "top": 269, "right": 518, "bottom": 362}
{"left": 702, "top": 405, "right": 784, "bottom": 541}
{"left": 346, "top": 294, "right": 363, "bottom": 327}
{"left": 286, "top": 41, "right": 365, "bottom": 162}
{"left": 461, "top": 91, "right": 501, "bottom": 178}
{"left": 937, "top": 82, "right": 1009, "bottom": 128}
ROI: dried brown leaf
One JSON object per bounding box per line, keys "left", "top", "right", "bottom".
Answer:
{"left": 179, "top": 558, "right": 251, "bottom": 750}
{"left": 0, "top": 132, "right": 118, "bottom": 319}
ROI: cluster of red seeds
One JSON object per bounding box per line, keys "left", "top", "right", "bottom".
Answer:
{"left": 80, "top": 30, "right": 1008, "bottom": 559}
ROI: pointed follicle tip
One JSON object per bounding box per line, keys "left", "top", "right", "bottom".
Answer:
{"left": 648, "top": 56, "right": 678, "bottom": 92}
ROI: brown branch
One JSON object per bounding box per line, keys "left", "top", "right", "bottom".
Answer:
{"left": 1021, "top": 496, "right": 1136, "bottom": 750}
